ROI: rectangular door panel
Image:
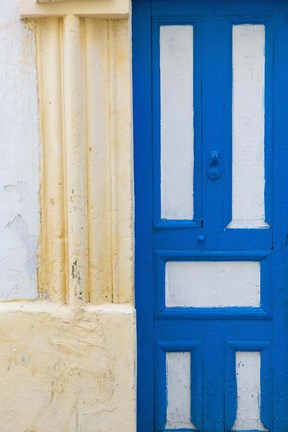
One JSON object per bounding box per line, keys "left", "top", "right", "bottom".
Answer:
{"left": 165, "top": 261, "right": 261, "bottom": 308}
{"left": 228, "top": 23, "right": 270, "bottom": 229}
{"left": 160, "top": 25, "right": 195, "bottom": 220}
{"left": 153, "top": 17, "right": 202, "bottom": 227}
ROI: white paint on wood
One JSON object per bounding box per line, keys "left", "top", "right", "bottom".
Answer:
{"left": 228, "top": 25, "right": 268, "bottom": 229}
{"left": 166, "top": 261, "right": 260, "bottom": 307}
{"left": 166, "top": 352, "right": 196, "bottom": 430}
{"left": 160, "top": 25, "right": 194, "bottom": 220}
{"left": 232, "top": 351, "right": 267, "bottom": 431}
{"left": 0, "top": 0, "right": 40, "bottom": 299}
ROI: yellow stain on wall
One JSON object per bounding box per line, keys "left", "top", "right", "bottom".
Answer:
{"left": 36, "top": 15, "right": 133, "bottom": 306}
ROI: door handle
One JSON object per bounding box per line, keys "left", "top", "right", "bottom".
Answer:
{"left": 208, "top": 150, "right": 221, "bottom": 180}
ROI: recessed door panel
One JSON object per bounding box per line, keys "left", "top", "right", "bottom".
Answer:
{"left": 160, "top": 25, "right": 195, "bottom": 220}
{"left": 165, "top": 261, "right": 261, "bottom": 308}
{"left": 166, "top": 352, "right": 196, "bottom": 430}
{"left": 232, "top": 351, "right": 267, "bottom": 431}
{"left": 229, "top": 24, "right": 268, "bottom": 229}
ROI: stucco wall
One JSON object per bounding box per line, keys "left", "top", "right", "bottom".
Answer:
{"left": 0, "top": 302, "right": 136, "bottom": 432}
{"left": 0, "top": 0, "right": 136, "bottom": 432}
{"left": 0, "top": 2, "right": 136, "bottom": 431}
{"left": 0, "top": 0, "right": 40, "bottom": 300}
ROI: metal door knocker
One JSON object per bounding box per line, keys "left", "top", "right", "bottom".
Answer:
{"left": 208, "top": 149, "right": 221, "bottom": 180}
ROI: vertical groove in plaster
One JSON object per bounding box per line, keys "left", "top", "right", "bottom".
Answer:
{"left": 84, "top": 19, "right": 113, "bottom": 304}
{"left": 108, "top": 20, "right": 134, "bottom": 304}
{"left": 83, "top": 18, "right": 133, "bottom": 304}
{"left": 63, "top": 14, "right": 88, "bottom": 305}
{"left": 116, "top": 19, "right": 134, "bottom": 304}
{"left": 108, "top": 20, "right": 117, "bottom": 303}
{"left": 36, "top": 18, "right": 66, "bottom": 303}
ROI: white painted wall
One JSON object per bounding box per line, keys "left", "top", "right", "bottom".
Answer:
{"left": 0, "top": 0, "right": 40, "bottom": 299}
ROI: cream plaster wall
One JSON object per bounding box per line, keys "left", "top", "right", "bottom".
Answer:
{"left": 0, "top": 302, "right": 136, "bottom": 432}
{"left": 0, "top": 0, "right": 40, "bottom": 300}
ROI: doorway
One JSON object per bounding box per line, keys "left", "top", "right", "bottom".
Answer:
{"left": 133, "top": 1, "right": 288, "bottom": 430}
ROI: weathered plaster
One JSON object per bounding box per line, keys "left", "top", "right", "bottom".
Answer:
{"left": 35, "top": 16, "right": 133, "bottom": 305}
{"left": 0, "top": 302, "right": 136, "bottom": 432}
{"left": 38, "top": 0, "right": 69, "bottom": 3}
{"left": 0, "top": 1, "right": 136, "bottom": 431}
{"left": 20, "top": 0, "right": 130, "bottom": 18}
{"left": 0, "top": 0, "right": 40, "bottom": 300}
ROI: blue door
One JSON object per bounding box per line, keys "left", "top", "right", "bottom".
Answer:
{"left": 133, "top": 0, "right": 288, "bottom": 430}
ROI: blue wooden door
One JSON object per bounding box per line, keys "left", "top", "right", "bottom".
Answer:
{"left": 133, "top": 1, "right": 288, "bottom": 430}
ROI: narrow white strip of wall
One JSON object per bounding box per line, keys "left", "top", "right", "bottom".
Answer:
{"left": 160, "top": 25, "right": 194, "bottom": 220}
{"left": 232, "top": 351, "right": 267, "bottom": 431}
{"left": 166, "top": 352, "right": 196, "bottom": 430}
{"left": 228, "top": 24, "right": 268, "bottom": 229}
{"left": 0, "top": 0, "right": 40, "bottom": 300}
{"left": 165, "top": 261, "right": 261, "bottom": 307}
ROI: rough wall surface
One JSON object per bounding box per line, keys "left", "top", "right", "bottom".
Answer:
{"left": 0, "top": 0, "right": 40, "bottom": 300}
{"left": 0, "top": 1, "right": 136, "bottom": 431}
{"left": 0, "top": 302, "right": 136, "bottom": 432}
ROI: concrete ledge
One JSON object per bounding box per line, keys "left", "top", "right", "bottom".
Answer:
{"left": 0, "top": 301, "right": 136, "bottom": 432}
{"left": 20, "top": 0, "right": 130, "bottom": 18}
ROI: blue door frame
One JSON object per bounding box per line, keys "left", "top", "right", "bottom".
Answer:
{"left": 133, "top": 1, "right": 288, "bottom": 430}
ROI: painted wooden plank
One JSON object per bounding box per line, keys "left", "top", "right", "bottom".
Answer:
{"left": 160, "top": 25, "right": 194, "bottom": 220}
{"left": 166, "top": 261, "right": 261, "bottom": 307}
{"left": 229, "top": 25, "right": 268, "bottom": 229}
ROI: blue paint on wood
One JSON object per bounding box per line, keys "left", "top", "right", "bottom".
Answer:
{"left": 133, "top": 0, "right": 288, "bottom": 430}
